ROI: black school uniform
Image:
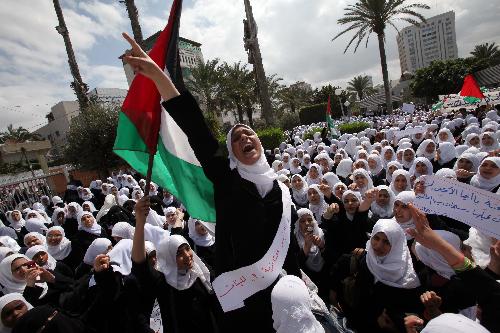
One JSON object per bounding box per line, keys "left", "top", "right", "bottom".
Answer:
{"left": 162, "top": 92, "right": 301, "bottom": 333}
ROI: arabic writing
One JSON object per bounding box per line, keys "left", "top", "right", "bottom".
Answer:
{"left": 414, "top": 176, "right": 500, "bottom": 239}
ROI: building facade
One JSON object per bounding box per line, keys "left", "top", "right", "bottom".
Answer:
{"left": 123, "top": 32, "right": 204, "bottom": 85}
{"left": 397, "top": 11, "right": 458, "bottom": 74}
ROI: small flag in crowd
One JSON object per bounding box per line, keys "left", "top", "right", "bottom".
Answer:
{"left": 326, "top": 96, "right": 334, "bottom": 130}
{"left": 460, "top": 74, "right": 485, "bottom": 104}
{"left": 113, "top": 0, "right": 216, "bottom": 222}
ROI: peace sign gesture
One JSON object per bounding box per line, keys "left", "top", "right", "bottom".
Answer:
{"left": 120, "top": 32, "right": 162, "bottom": 81}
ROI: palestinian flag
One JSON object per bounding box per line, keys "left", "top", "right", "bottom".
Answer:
{"left": 113, "top": 0, "right": 216, "bottom": 222}
{"left": 326, "top": 96, "right": 334, "bottom": 130}
{"left": 460, "top": 74, "right": 485, "bottom": 104}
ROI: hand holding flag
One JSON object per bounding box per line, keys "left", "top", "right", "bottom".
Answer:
{"left": 121, "top": 32, "right": 161, "bottom": 81}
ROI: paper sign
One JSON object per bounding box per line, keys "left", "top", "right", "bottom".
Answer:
{"left": 402, "top": 103, "right": 416, "bottom": 114}
{"left": 414, "top": 175, "right": 500, "bottom": 239}
{"left": 212, "top": 182, "right": 291, "bottom": 312}
{"left": 150, "top": 300, "right": 163, "bottom": 333}
{"left": 394, "top": 127, "right": 426, "bottom": 140}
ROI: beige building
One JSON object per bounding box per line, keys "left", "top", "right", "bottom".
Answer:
{"left": 34, "top": 101, "right": 79, "bottom": 158}
{"left": 397, "top": 11, "right": 458, "bottom": 74}
{"left": 0, "top": 140, "right": 51, "bottom": 174}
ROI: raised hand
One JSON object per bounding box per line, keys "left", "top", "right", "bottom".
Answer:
{"left": 134, "top": 196, "right": 151, "bottom": 225}
{"left": 404, "top": 315, "right": 424, "bottom": 333}
{"left": 455, "top": 169, "right": 475, "bottom": 179}
{"left": 94, "top": 254, "right": 111, "bottom": 273}
{"left": 38, "top": 267, "right": 55, "bottom": 284}
{"left": 120, "top": 32, "right": 162, "bottom": 81}
{"left": 25, "top": 267, "right": 41, "bottom": 287}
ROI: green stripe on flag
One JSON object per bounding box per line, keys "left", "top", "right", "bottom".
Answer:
{"left": 113, "top": 113, "right": 216, "bottom": 222}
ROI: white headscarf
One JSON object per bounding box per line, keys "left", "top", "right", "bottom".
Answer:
{"left": 305, "top": 164, "right": 322, "bottom": 186}
{"left": 416, "top": 139, "right": 436, "bottom": 160}
{"left": 25, "top": 218, "right": 48, "bottom": 235}
{"left": 0, "top": 254, "right": 48, "bottom": 297}
{"left": 335, "top": 158, "right": 353, "bottom": 179}
{"left": 464, "top": 227, "right": 495, "bottom": 268}
{"left": 421, "top": 313, "right": 489, "bottom": 333}
{"left": 25, "top": 245, "right": 57, "bottom": 271}
{"left": 0, "top": 293, "right": 33, "bottom": 333}
{"left": 187, "top": 218, "right": 215, "bottom": 247}
{"left": 385, "top": 161, "right": 403, "bottom": 183}
{"left": 351, "top": 169, "right": 374, "bottom": 197}
{"left": 77, "top": 211, "right": 102, "bottom": 236}
{"left": 226, "top": 124, "right": 277, "bottom": 198}
{"left": 271, "top": 275, "right": 325, "bottom": 333}
{"left": 111, "top": 222, "right": 135, "bottom": 240}
{"left": 438, "top": 142, "right": 457, "bottom": 165}
{"left": 81, "top": 188, "right": 93, "bottom": 201}
{"left": 470, "top": 157, "right": 500, "bottom": 191}
{"left": 96, "top": 194, "right": 117, "bottom": 222}
{"left": 0, "top": 237, "right": 20, "bottom": 253}
{"left": 294, "top": 208, "right": 325, "bottom": 272}
{"left": 307, "top": 185, "right": 328, "bottom": 223}
{"left": 66, "top": 202, "right": 83, "bottom": 219}
{"left": 381, "top": 146, "right": 396, "bottom": 168}
{"left": 23, "top": 232, "right": 46, "bottom": 247}
{"left": 370, "top": 185, "right": 395, "bottom": 218}
{"left": 0, "top": 247, "right": 13, "bottom": 263}
{"left": 409, "top": 157, "right": 433, "bottom": 178}
{"left": 415, "top": 230, "right": 460, "bottom": 280}
{"left": 321, "top": 172, "right": 340, "bottom": 189}
{"left": 389, "top": 169, "right": 411, "bottom": 196}
{"left": 465, "top": 133, "right": 480, "bottom": 148}
{"left": 366, "top": 219, "right": 420, "bottom": 289}
{"left": 83, "top": 238, "right": 112, "bottom": 265}
{"left": 272, "top": 160, "right": 282, "bottom": 172}
{"left": 479, "top": 132, "right": 499, "bottom": 152}
{"left": 46, "top": 226, "right": 72, "bottom": 261}
{"left": 401, "top": 148, "right": 416, "bottom": 169}
{"left": 82, "top": 201, "right": 97, "bottom": 213}
{"left": 453, "top": 153, "right": 480, "bottom": 173}
{"left": 107, "top": 238, "right": 133, "bottom": 276}
{"left": 393, "top": 191, "right": 416, "bottom": 239}
{"left": 7, "top": 210, "right": 25, "bottom": 232}
{"left": 157, "top": 235, "right": 212, "bottom": 291}
{"left": 291, "top": 174, "right": 309, "bottom": 206}
{"left": 367, "top": 154, "right": 384, "bottom": 176}
{"left": 437, "top": 128, "right": 455, "bottom": 144}
{"left": 289, "top": 157, "right": 303, "bottom": 175}
{"left": 51, "top": 208, "right": 66, "bottom": 226}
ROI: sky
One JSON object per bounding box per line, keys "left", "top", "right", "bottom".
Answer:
{"left": 0, "top": 0, "right": 499, "bottom": 132}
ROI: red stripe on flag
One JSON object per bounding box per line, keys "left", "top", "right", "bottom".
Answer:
{"left": 459, "top": 74, "right": 485, "bottom": 99}
{"left": 121, "top": 0, "right": 183, "bottom": 154}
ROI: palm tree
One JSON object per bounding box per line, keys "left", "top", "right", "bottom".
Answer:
{"left": 347, "top": 75, "right": 375, "bottom": 100}
{"left": 120, "top": 0, "right": 144, "bottom": 48}
{"left": 220, "top": 62, "right": 257, "bottom": 127}
{"left": 0, "top": 125, "right": 42, "bottom": 143}
{"left": 471, "top": 42, "right": 500, "bottom": 65}
{"left": 53, "top": 0, "right": 90, "bottom": 111}
{"left": 186, "top": 59, "right": 225, "bottom": 134}
{"left": 276, "top": 83, "right": 313, "bottom": 114}
{"left": 333, "top": 0, "right": 429, "bottom": 113}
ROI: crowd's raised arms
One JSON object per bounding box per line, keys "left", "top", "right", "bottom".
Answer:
{"left": 0, "top": 37, "right": 499, "bottom": 333}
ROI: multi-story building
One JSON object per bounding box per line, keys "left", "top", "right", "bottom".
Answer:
{"left": 34, "top": 88, "right": 127, "bottom": 158}
{"left": 397, "top": 11, "right": 458, "bottom": 74}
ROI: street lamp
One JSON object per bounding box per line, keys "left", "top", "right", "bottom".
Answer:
{"left": 335, "top": 89, "right": 345, "bottom": 118}
{"left": 344, "top": 101, "right": 351, "bottom": 118}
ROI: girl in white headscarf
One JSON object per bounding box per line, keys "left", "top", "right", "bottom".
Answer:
{"left": 351, "top": 169, "right": 374, "bottom": 198}
{"left": 422, "top": 313, "right": 489, "bottom": 333}
{"left": 66, "top": 202, "right": 83, "bottom": 220}
{"left": 469, "top": 157, "right": 500, "bottom": 192}
{"left": 45, "top": 226, "right": 75, "bottom": 268}
{"left": 389, "top": 170, "right": 412, "bottom": 196}
{"left": 385, "top": 161, "right": 403, "bottom": 184}
{"left": 479, "top": 132, "right": 499, "bottom": 152}
{"left": 381, "top": 146, "right": 396, "bottom": 168}
{"left": 271, "top": 275, "right": 325, "bottom": 333}
{"left": 370, "top": 185, "right": 395, "bottom": 219}
{"left": 416, "top": 139, "right": 436, "bottom": 160}
{"left": 409, "top": 157, "right": 433, "bottom": 178}
{"left": 401, "top": 148, "right": 416, "bottom": 170}
{"left": 307, "top": 185, "right": 329, "bottom": 224}
{"left": 0, "top": 237, "right": 20, "bottom": 253}
{"left": 302, "top": 153, "right": 312, "bottom": 170}
{"left": 0, "top": 293, "right": 33, "bottom": 333}
{"left": 75, "top": 238, "right": 112, "bottom": 279}
{"left": 0, "top": 248, "right": 13, "bottom": 263}
{"left": 271, "top": 160, "right": 283, "bottom": 173}
{"left": 367, "top": 154, "right": 384, "bottom": 179}
{"left": 392, "top": 191, "right": 416, "bottom": 239}
{"left": 465, "top": 133, "right": 480, "bottom": 148}
{"left": 437, "top": 128, "right": 455, "bottom": 144}
{"left": 305, "top": 163, "right": 322, "bottom": 186}
{"left": 281, "top": 153, "right": 291, "bottom": 170}
{"left": 23, "top": 232, "right": 46, "bottom": 248}
{"left": 187, "top": 218, "right": 215, "bottom": 269}
{"left": 289, "top": 157, "right": 303, "bottom": 175}
{"left": 0, "top": 254, "right": 50, "bottom": 301}
{"left": 25, "top": 218, "right": 48, "bottom": 235}
{"left": 294, "top": 208, "right": 326, "bottom": 277}
{"left": 25, "top": 245, "right": 57, "bottom": 271}
{"left": 345, "top": 137, "right": 359, "bottom": 158}
{"left": 111, "top": 222, "right": 135, "bottom": 242}
{"left": 7, "top": 210, "right": 25, "bottom": 234}
{"left": 290, "top": 174, "right": 309, "bottom": 208}
{"left": 453, "top": 153, "right": 479, "bottom": 183}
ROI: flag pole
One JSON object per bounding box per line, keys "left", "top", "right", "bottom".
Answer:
{"left": 144, "top": 153, "right": 154, "bottom": 196}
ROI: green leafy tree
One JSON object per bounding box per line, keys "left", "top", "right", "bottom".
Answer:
{"left": 64, "top": 103, "right": 122, "bottom": 177}
{"left": 276, "top": 83, "right": 313, "bottom": 114}
{"left": 0, "top": 125, "right": 42, "bottom": 143}
{"left": 347, "top": 75, "right": 375, "bottom": 100}
{"left": 410, "top": 57, "right": 489, "bottom": 102}
{"left": 333, "top": 0, "right": 429, "bottom": 114}
{"left": 470, "top": 42, "right": 500, "bottom": 66}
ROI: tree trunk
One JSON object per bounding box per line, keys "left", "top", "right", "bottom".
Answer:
{"left": 53, "top": 0, "right": 90, "bottom": 111}
{"left": 244, "top": 100, "right": 254, "bottom": 128}
{"left": 377, "top": 33, "right": 393, "bottom": 114}
{"left": 236, "top": 102, "right": 244, "bottom": 123}
{"left": 123, "top": 0, "right": 144, "bottom": 49}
